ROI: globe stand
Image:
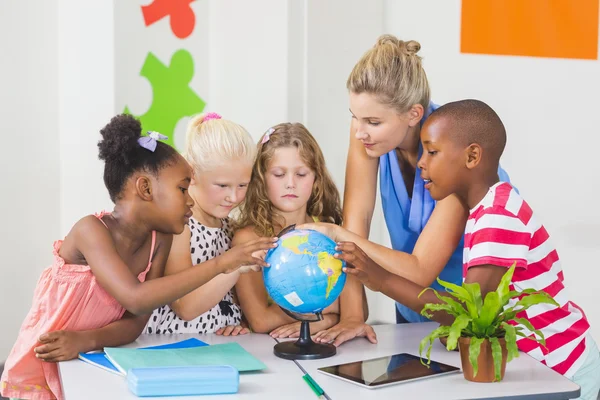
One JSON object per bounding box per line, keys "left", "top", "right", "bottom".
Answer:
{"left": 273, "top": 309, "right": 336, "bottom": 360}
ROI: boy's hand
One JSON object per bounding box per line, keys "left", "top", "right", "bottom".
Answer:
{"left": 218, "top": 237, "right": 278, "bottom": 274}
{"left": 34, "top": 330, "right": 93, "bottom": 362}
{"left": 215, "top": 325, "right": 250, "bottom": 336}
{"left": 335, "top": 242, "right": 391, "bottom": 292}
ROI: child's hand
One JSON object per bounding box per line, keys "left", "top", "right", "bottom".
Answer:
{"left": 335, "top": 241, "right": 390, "bottom": 292}
{"left": 34, "top": 330, "right": 92, "bottom": 362}
{"left": 270, "top": 313, "right": 340, "bottom": 339}
{"left": 313, "top": 319, "right": 378, "bottom": 346}
{"left": 237, "top": 265, "right": 260, "bottom": 273}
{"left": 297, "top": 222, "right": 341, "bottom": 241}
{"left": 215, "top": 325, "right": 250, "bottom": 336}
{"left": 236, "top": 248, "right": 272, "bottom": 274}
{"left": 218, "top": 237, "right": 278, "bottom": 274}
{"left": 270, "top": 322, "right": 302, "bottom": 338}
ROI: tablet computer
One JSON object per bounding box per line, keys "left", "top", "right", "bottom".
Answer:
{"left": 317, "top": 353, "right": 460, "bottom": 389}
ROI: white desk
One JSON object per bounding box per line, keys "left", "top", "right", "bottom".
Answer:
{"left": 58, "top": 333, "right": 309, "bottom": 399}
{"left": 59, "top": 323, "right": 581, "bottom": 399}
{"left": 295, "top": 323, "right": 581, "bottom": 400}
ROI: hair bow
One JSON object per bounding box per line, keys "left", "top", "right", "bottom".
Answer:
{"left": 138, "top": 131, "right": 169, "bottom": 152}
{"left": 261, "top": 128, "right": 275, "bottom": 144}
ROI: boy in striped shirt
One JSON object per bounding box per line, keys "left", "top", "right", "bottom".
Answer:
{"left": 325, "top": 100, "right": 600, "bottom": 399}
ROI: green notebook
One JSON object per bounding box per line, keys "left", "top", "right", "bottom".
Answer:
{"left": 104, "top": 342, "right": 266, "bottom": 375}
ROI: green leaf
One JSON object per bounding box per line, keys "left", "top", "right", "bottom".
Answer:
{"left": 419, "top": 326, "right": 451, "bottom": 366}
{"left": 420, "top": 303, "right": 457, "bottom": 319}
{"left": 463, "top": 282, "right": 483, "bottom": 318}
{"left": 500, "top": 290, "right": 555, "bottom": 323}
{"left": 447, "top": 314, "right": 472, "bottom": 351}
{"left": 498, "top": 309, "right": 518, "bottom": 324}
{"left": 515, "top": 330, "right": 545, "bottom": 343}
{"left": 501, "top": 323, "right": 519, "bottom": 363}
{"left": 468, "top": 337, "right": 484, "bottom": 378}
{"left": 474, "top": 291, "right": 502, "bottom": 334}
{"left": 513, "top": 317, "right": 546, "bottom": 347}
{"left": 496, "top": 264, "right": 516, "bottom": 306}
{"left": 507, "top": 288, "right": 539, "bottom": 299}
{"left": 432, "top": 290, "right": 469, "bottom": 317}
{"left": 512, "top": 293, "right": 559, "bottom": 311}
{"left": 434, "top": 278, "right": 473, "bottom": 303}
{"left": 489, "top": 337, "right": 504, "bottom": 382}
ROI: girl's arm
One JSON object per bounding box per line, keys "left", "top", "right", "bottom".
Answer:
{"left": 34, "top": 312, "right": 150, "bottom": 362}
{"left": 233, "top": 227, "right": 295, "bottom": 333}
{"left": 76, "top": 216, "right": 276, "bottom": 316}
{"left": 303, "top": 194, "right": 468, "bottom": 287}
{"left": 33, "top": 234, "right": 172, "bottom": 361}
{"left": 165, "top": 226, "right": 240, "bottom": 321}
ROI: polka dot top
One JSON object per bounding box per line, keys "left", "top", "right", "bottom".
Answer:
{"left": 144, "top": 217, "right": 242, "bottom": 334}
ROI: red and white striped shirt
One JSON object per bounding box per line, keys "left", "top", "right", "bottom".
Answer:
{"left": 463, "top": 182, "right": 590, "bottom": 378}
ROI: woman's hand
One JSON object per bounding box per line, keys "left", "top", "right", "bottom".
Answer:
{"left": 34, "top": 330, "right": 93, "bottom": 362}
{"left": 297, "top": 222, "right": 343, "bottom": 242}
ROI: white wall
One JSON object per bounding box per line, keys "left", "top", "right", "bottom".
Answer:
{"left": 58, "top": 0, "right": 115, "bottom": 235}
{"left": 208, "top": 0, "right": 290, "bottom": 139}
{"left": 0, "top": 0, "right": 61, "bottom": 359}
{"left": 384, "top": 0, "right": 600, "bottom": 339}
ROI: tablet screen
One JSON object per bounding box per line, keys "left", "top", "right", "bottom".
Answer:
{"left": 318, "top": 353, "right": 460, "bottom": 388}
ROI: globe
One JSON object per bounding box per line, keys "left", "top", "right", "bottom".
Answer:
{"left": 263, "top": 228, "right": 346, "bottom": 314}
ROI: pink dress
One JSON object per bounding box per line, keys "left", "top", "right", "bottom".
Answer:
{"left": 1, "top": 212, "right": 156, "bottom": 400}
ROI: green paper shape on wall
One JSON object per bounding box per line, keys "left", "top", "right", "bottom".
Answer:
{"left": 124, "top": 49, "right": 205, "bottom": 149}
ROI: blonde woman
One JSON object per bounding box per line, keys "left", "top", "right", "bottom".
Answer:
{"left": 303, "top": 35, "right": 512, "bottom": 346}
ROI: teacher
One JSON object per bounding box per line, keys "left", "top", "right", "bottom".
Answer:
{"left": 310, "top": 34, "right": 511, "bottom": 346}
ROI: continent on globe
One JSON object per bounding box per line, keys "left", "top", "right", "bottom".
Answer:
{"left": 280, "top": 233, "right": 311, "bottom": 255}
{"left": 316, "top": 252, "right": 343, "bottom": 298}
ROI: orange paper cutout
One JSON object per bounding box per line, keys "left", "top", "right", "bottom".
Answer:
{"left": 142, "top": 0, "right": 196, "bottom": 39}
{"left": 461, "top": 0, "right": 599, "bottom": 60}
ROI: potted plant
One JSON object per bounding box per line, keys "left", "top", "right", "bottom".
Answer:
{"left": 418, "top": 264, "right": 558, "bottom": 382}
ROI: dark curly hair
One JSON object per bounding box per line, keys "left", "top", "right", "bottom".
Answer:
{"left": 98, "top": 114, "right": 180, "bottom": 202}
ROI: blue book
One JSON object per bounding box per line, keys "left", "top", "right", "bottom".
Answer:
{"left": 78, "top": 338, "right": 209, "bottom": 376}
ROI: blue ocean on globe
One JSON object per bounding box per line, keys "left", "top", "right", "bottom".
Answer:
{"left": 263, "top": 229, "right": 346, "bottom": 314}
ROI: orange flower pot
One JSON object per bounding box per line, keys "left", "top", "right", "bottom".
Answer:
{"left": 458, "top": 337, "right": 507, "bottom": 382}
